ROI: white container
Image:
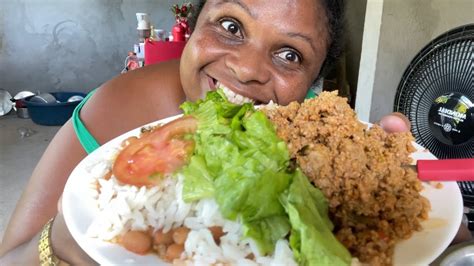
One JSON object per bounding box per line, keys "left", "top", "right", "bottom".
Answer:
{"left": 17, "top": 107, "right": 29, "bottom": 119}
{"left": 136, "top": 13, "right": 151, "bottom": 30}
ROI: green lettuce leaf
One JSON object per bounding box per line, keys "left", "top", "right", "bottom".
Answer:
{"left": 180, "top": 90, "right": 351, "bottom": 262}
{"left": 181, "top": 91, "right": 292, "bottom": 254}
{"left": 181, "top": 155, "right": 214, "bottom": 202}
{"left": 280, "top": 170, "right": 352, "bottom": 266}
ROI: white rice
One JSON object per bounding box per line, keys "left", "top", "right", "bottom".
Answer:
{"left": 86, "top": 158, "right": 296, "bottom": 265}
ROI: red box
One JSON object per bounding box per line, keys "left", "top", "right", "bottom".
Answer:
{"left": 144, "top": 40, "right": 186, "bottom": 65}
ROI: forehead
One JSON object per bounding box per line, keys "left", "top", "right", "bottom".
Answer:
{"left": 203, "top": 0, "right": 329, "bottom": 41}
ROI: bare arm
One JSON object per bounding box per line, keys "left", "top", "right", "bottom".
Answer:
{"left": 0, "top": 202, "right": 96, "bottom": 265}
{"left": 0, "top": 120, "right": 87, "bottom": 257}
{"left": 0, "top": 60, "right": 186, "bottom": 263}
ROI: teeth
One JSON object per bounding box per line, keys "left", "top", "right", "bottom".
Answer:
{"left": 216, "top": 82, "right": 254, "bottom": 105}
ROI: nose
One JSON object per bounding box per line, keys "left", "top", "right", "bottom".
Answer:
{"left": 224, "top": 45, "right": 271, "bottom": 84}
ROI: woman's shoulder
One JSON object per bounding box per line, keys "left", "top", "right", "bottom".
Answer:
{"left": 104, "top": 60, "right": 182, "bottom": 97}
{"left": 79, "top": 60, "right": 186, "bottom": 144}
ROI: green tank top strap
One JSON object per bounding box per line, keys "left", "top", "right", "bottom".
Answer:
{"left": 305, "top": 78, "right": 323, "bottom": 99}
{"left": 305, "top": 88, "right": 317, "bottom": 99}
{"left": 72, "top": 89, "right": 100, "bottom": 154}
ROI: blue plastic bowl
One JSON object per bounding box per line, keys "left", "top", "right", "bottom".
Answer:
{"left": 25, "top": 92, "right": 86, "bottom": 126}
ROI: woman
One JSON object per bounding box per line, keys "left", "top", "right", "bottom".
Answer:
{"left": 0, "top": 0, "right": 428, "bottom": 264}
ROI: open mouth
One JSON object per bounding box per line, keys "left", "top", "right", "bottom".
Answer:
{"left": 210, "top": 78, "right": 255, "bottom": 105}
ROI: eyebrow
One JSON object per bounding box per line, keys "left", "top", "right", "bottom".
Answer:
{"left": 216, "top": 0, "right": 256, "bottom": 18}
{"left": 215, "top": 0, "right": 317, "bottom": 52}
{"left": 287, "top": 32, "right": 316, "bottom": 52}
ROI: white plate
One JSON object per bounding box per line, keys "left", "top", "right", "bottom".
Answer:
{"left": 63, "top": 115, "right": 463, "bottom": 265}
{"left": 0, "top": 89, "right": 13, "bottom": 116}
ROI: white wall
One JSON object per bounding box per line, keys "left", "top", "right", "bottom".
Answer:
{"left": 355, "top": 0, "right": 473, "bottom": 122}
{"left": 344, "top": 0, "right": 367, "bottom": 106}
{"left": 354, "top": 0, "right": 384, "bottom": 121}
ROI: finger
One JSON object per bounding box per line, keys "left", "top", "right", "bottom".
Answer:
{"left": 379, "top": 112, "right": 411, "bottom": 133}
{"left": 52, "top": 212, "right": 97, "bottom": 265}
{"left": 57, "top": 194, "right": 63, "bottom": 214}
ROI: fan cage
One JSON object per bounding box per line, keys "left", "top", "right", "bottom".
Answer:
{"left": 394, "top": 24, "right": 473, "bottom": 159}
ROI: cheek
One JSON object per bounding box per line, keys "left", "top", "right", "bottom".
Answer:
{"left": 274, "top": 76, "right": 312, "bottom": 105}
{"left": 180, "top": 32, "right": 213, "bottom": 73}
{"left": 179, "top": 40, "right": 205, "bottom": 100}
{"left": 179, "top": 48, "right": 194, "bottom": 97}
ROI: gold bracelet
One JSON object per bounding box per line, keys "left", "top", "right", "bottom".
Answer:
{"left": 38, "top": 218, "right": 60, "bottom": 266}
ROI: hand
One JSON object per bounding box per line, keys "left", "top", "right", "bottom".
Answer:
{"left": 51, "top": 196, "right": 97, "bottom": 265}
{"left": 379, "top": 113, "right": 473, "bottom": 245}
{"left": 379, "top": 112, "right": 411, "bottom": 133}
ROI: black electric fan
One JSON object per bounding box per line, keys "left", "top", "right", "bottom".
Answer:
{"left": 394, "top": 24, "right": 473, "bottom": 206}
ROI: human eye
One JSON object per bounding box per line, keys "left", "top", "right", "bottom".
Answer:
{"left": 276, "top": 50, "right": 302, "bottom": 64}
{"left": 219, "top": 18, "right": 242, "bottom": 37}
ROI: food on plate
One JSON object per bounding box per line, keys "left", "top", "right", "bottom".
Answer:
{"left": 87, "top": 90, "right": 351, "bottom": 265}
{"left": 85, "top": 90, "right": 430, "bottom": 266}
{"left": 262, "top": 91, "right": 431, "bottom": 265}
{"left": 112, "top": 116, "right": 197, "bottom": 186}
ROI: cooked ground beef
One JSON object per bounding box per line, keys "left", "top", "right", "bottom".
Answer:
{"left": 262, "top": 91, "right": 430, "bottom": 265}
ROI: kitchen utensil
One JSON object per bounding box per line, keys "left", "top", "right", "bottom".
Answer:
{"left": 0, "top": 89, "right": 14, "bottom": 116}
{"left": 25, "top": 92, "right": 86, "bottom": 126}
{"left": 16, "top": 107, "right": 29, "bottom": 119}
{"left": 409, "top": 158, "right": 474, "bottom": 181}
{"left": 13, "top": 91, "right": 35, "bottom": 100}
{"left": 67, "top": 95, "right": 84, "bottom": 102}
{"left": 29, "top": 93, "right": 57, "bottom": 104}
{"left": 15, "top": 99, "right": 27, "bottom": 108}
{"left": 431, "top": 240, "right": 474, "bottom": 266}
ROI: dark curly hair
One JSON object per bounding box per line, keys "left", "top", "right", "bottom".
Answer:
{"left": 188, "top": 0, "right": 345, "bottom": 82}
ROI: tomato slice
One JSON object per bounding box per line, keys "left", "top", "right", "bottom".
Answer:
{"left": 112, "top": 116, "right": 198, "bottom": 186}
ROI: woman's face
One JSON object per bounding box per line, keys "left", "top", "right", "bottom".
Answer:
{"left": 180, "top": 0, "right": 329, "bottom": 105}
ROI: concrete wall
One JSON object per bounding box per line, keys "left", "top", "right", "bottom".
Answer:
{"left": 357, "top": 0, "right": 473, "bottom": 123}
{"left": 344, "top": 0, "right": 367, "bottom": 107}
{"left": 0, "top": 0, "right": 179, "bottom": 96}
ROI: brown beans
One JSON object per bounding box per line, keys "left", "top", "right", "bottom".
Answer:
{"left": 209, "top": 226, "right": 225, "bottom": 244}
{"left": 121, "top": 230, "right": 152, "bottom": 255}
{"left": 155, "top": 244, "right": 167, "bottom": 258}
{"left": 151, "top": 226, "right": 190, "bottom": 261}
{"left": 153, "top": 229, "right": 174, "bottom": 245}
{"left": 165, "top": 243, "right": 184, "bottom": 261}
{"left": 172, "top": 227, "right": 190, "bottom": 245}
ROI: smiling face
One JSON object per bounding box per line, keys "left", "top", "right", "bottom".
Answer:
{"left": 179, "top": 0, "right": 329, "bottom": 105}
